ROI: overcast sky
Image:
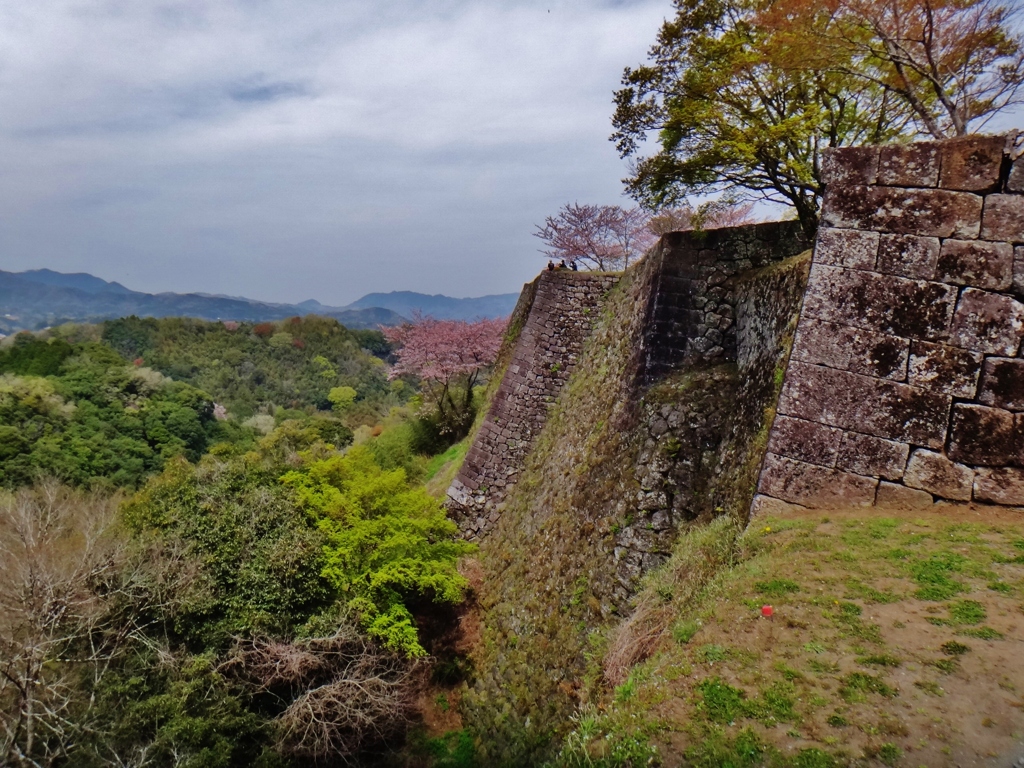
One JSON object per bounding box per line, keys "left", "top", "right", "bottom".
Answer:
{"left": 0, "top": 0, "right": 673, "bottom": 305}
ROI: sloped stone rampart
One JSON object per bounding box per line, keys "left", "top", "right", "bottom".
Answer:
{"left": 446, "top": 270, "right": 618, "bottom": 538}
{"left": 756, "top": 133, "right": 1024, "bottom": 511}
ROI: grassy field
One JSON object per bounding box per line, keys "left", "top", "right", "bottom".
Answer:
{"left": 551, "top": 504, "right": 1024, "bottom": 767}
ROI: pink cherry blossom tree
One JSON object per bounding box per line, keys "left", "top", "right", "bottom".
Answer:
{"left": 383, "top": 315, "right": 507, "bottom": 437}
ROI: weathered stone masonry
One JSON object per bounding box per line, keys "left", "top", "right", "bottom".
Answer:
{"left": 447, "top": 270, "right": 618, "bottom": 538}
{"left": 756, "top": 133, "right": 1024, "bottom": 511}
{"left": 640, "top": 220, "right": 809, "bottom": 381}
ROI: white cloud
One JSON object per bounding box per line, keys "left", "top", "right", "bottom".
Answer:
{"left": 0, "top": 0, "right": 669, "bottom": 302}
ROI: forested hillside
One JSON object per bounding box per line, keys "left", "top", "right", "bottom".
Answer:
{"left": 0, "top": 311, "right": 503, "bottom": 767}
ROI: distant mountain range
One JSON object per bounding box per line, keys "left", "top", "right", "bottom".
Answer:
{"left": 0, "top": 269, "right": 519, "bottom": 334}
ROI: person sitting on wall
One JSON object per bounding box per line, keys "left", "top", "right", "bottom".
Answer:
{"left": 547, "top": 260, "right": 555, "bottom": 271}
{"left": 559, "top": 259, "right": 567, "bottom": 270}
{"left": 570, "top": 261, "right": 578, "bottom": 271}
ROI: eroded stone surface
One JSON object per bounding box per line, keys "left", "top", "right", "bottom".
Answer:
{"left": 821, "top": 146, "right": 879, "bottom": 187}
{"left": 904, "top": 449, "right": 974, "bottom": 501}
{"left": 947, "top": 403, "right": 1020, "bottom": 466}
{"left": 821, "top": 185, "right": 982, "bottom": 238}
{"left": 907, "top": 341, "right": 983, "bottom": 397}
{"left": 973, "top": 467, "right": 1024, "bottom": 505}
{"left": 981, "top": 194, "right": 1024, "bottom": 242}
{"left": 792, "top": 318, "right": 908, "bottom": 380}
{"left": 803, "top": 264, "right": 958, "bottom": 341}
{"left": 935, "top": 239, "right": 1013, "bottom": 290}
{"left": 1009, "top": 158, "right": 1024, "bottom": 192}
{"left": 876, "top": 234, "right": 939, "bottom": 280}
{"left": 978, "top": 357, "right": 1024, "bottom": 411}
{"left": 836, "top": 432, "right": 909, "bottom": 480}
{"left": 758, "top": 453, "right": 877, "bottom": 507}
{"left": 1014, "top": 247, "right": 1024, "bottom": 297}
{"left": 766, "top": 415, "right": 842, "bottom": 467}
{"left": 948, "top": 287, "right": 1024, "bottom": 356}
{"left": 778, "top": 362, "right": 951, "bottom": 448}
{"left": 939, "top": 134, "right": 1006, "bottom": 192}
{"left": 878, "top": 142, "right": 940, "bottom": 187}
{"left": 876, "top": 481, "right": 933, "bottom": 509}
{"left": 815, "top": 227, "right": 879, "bottom": 270}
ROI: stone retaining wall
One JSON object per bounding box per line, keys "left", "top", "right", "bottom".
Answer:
{"left": 446, "top": 270, "right": 618, "bottom": 538}
{"left": 755, "top": 133, "right": 1024, "bottom": 511}
{"left": 639, "top": 220, "right": 809, "bottom": 382}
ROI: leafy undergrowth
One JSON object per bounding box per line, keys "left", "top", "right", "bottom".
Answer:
{"left": 551, "top": 505, "right": 1024, "bottom": 766}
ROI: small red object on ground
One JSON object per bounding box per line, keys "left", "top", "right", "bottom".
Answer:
{"left": 761, "top": 605, "right": 774, "bottom": 618}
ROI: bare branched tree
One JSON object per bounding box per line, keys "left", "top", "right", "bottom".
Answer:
{"left": 224, "top": 627, "right": 417, "bottom": 764}
{"left": 0, "top": 482, "right": 125, "bottom": 767}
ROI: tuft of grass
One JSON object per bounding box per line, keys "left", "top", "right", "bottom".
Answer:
{"left": 876, "top": 742, "right": 903, "bottom": 766}
{"left": 959, "top": 626, "right": 1003, "bottom": 640}
{"left": 910, "top": 552, "right": 968, "bottom": 600}
{"left": 826, "top": 712, "right": 848, "bottom": 727}
{"left": 914, "top": 680, "right": 944, "bottom": 696}
{"left": 949, "top": 599, "right": 986, "bottom": 625}
{"left": 931, "top": 658, "right": 959, "bottom": 674}
{"left": 697, "top": 644, "right": 728, "bottom": 663}
{"left": 839, "top": 672, "right": 898, "bottom": 703}
{"left": 940, "top": 641, "right": 970, "bottom": 656}
{"left": 754, "top": 578, "right": 800, "bottom": 597}
{"left": 857, "top": 653, "right": 902, "bottom": 667}
{"left": 988, "top": 580, "right": 1013, "bottom": 594}
{"left": 795, "top": 748, "right": 837, "bottom": 768}
{"left": 697, "top": 677, "right": 746, "bottom": 723}
{"left": 672, "top": 619, "right": 700, "bottom": 645}
{"left": 684, "top": 727, "right": 767, "bottom": 767}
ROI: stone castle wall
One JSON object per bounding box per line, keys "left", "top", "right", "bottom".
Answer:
{"left": 756, "top": 133, "right": 1024, "bottom": 511}
{"left": 446, "top": 270, "right": 618, "bottom": 538}
{"left": 448, "top": 222, "right": 809, "bottom": 542}
{"left": 640, "top": 221, "right": 809, "bottom": 381}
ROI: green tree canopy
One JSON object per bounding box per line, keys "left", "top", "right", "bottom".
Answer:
{"left": 611, "top": 0, "right": 915, "bottom": 231}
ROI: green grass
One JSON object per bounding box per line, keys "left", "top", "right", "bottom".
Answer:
{"left": 755, "top": 578, "right": 800, "bottom": 597}
{"left": 949, "top": 599, "right": 986, "bottom": 625}
{"left": 424, "top": 439, "right": 469, "bottom": 481}
{"left": 910, "top": 552, "right": 969, "bottom": 600}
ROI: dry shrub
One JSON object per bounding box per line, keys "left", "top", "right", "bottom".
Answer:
{"left": 226, "top": 627, "right": 417, "bottom": 763}
{"left": 603, "top": 517, "right": 740, "bottom": 686}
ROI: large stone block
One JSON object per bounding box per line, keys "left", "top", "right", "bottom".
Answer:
{"left": 876, "top": 234, "right": 939, "bottom": 280}
{"left": 815, "top": 227, "right": 878, "bottom": 270}
{"left": 948, "top": 287, "right": 1024, "bottom": 356}
{"left": 793, "top": 318, "right": 908, "bottom": 380}
{"left": 939, "top": 134, "right": 1006, "bottom": 192}
{"left": 758, "top": 453, "right": 878, "bottom": 507}
{"left": 935, "top": 239, "right": 1013, "bottom": 290}
{"left": 778, "top": 362, "right": 952, "bottom": 448}
{"left": 978, "top": 357, "right": 1024, "bottom": 411}
{"left": 821, "top": 185, "right": 982, "bottom": 238}
{"left": 767, "top": 415, "right": 842, "bottom": 466}
{"left": 803, "top": 264, "right": 958, "bottom": 341}
{"left": 1009, "top": 158, "right": 1024, "bottom": 192}
{"left": 907, "top": 340, "right": 983, "bottom": 397}
{"left": 878, "top": 142, "right": 941, "bottom": 187}
{"left": 980, "top": 194, "right": 1024, "bottom": 243}
{"left": 821, "top": 146, "right": 879, "bottom": 186}
{"left": 876, "top": 481, "right": 934, "bottom": 509}
{"left": 904, "top": 449, "right": 975, "bottom": 501}
{"left": 836, "top": 431, "right": 910, "bottom": 480}
{"left": 947, "top": 403, "right": 1019, "bottom": 466}
{"left": 973, "top": 467, "right": 1024, "bottom": 505}
{"left": 1015, "top": 247, "right": 1024, "bottom": 297}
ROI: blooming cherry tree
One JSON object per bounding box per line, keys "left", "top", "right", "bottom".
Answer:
{"left": 383, "top": 315, "right": 506, "bottom": 436}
